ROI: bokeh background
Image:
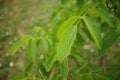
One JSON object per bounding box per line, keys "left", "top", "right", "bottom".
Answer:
{"left": 0, "top": 0, "right": 58, "bottom": 79}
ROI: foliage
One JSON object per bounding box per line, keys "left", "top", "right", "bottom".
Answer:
{"left": 9, "top": 0, "right": 120, "bottom": 80}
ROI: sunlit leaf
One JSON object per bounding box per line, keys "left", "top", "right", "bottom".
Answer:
{"left": 57, "top": 25, "right": 77, "bottom": 62}
{"left": 57, "top": 16, "right": 80, "bottom": 40}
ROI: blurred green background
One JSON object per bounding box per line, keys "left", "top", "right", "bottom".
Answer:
{"left": 0, "top": 0, "right": 58, "bottom": 79}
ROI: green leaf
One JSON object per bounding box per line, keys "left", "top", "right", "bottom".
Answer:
{"left": 76, "top": 0, "right": 85, "bottom": 8}
{"left": 37, "top": 60, "right": 48, "bottom": 80}
{"left": 83, "top": 15, "right": 102, "bottom": 49}
{"left": 41, "top": 38, "right": 49, "bottom": 52}
{"left": 51, "top": 20, "right": 63, "bottom": 40}
{"left": 90, "top": 66, "right": 102, "bottom": 72}
{"left": 93, "top": 5, "right": 113, "bottom": 27}
{"left": 24, "top": 62, "right": 33, "bottom": 77}
{"left": 100, "top": 22, "right": 109, "bottom": 32}
{"left": 10, "top": 76, "right": 26, "bottom": 80}
{"left": 99, "top": 26, "right": 120, "bottom": 57}
{"left": 61, "top": 0, "right": 67, "bottom": 4}
{"left": 77, "top": 72, "right": 94, "bottom": 80}
{"left": 82, "top": 23, "right": 94, "bottom": 41}
{"left": 60, "top": 58, "right": 69, "bottom": 80}
{"left": 9, "top": 36, "right": 31, "bottom": 56}
{"left": 57, "top": 16, "right": 80, "bottom": 40}
{"left": 75, "top": 32, "right": 85, "bottom": 46}
{"left": 47, "top": 38, "right": 53, "bottom": 48}
{"left": 57, "top": 25, "right": 77, "bottom": 62}
{"left": 96, "top": 73, "right": 114, "bottom": 80}
{"left": 71, "top": 47, "right": 87, "bottom": 65}
{"left": 87, "top": 73, "right": 94, "bottom": 80}
{"left": 52, "top": 74, "right": 59, "bottom": 80}
{"left": 26, "top": 39, "right": 37, "bottom": 62}
{"left": 46, "top": 52, "right": 56, "bottom": 72}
